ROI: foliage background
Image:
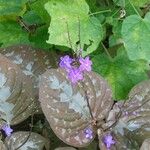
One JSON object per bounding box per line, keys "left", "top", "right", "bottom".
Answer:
{"left": 0, "top": 0, "right": 150, "bottom": 102}
{"left": 0, "top": 0, "right": 150, "bottom": 149}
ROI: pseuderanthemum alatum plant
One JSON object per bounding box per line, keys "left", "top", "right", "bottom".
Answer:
{"left": 39, "top": 55, "right": 150, "bottom": 150}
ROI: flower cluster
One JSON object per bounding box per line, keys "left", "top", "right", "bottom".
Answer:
{"left": 1, "top": 124, "right": 13, "bottom": 137}
{"left": 84, "top": 128, "right": 93, "bottom": 140}
{"left": 102, "top": 133, "right": 116, "bottom": 149}
{"left": 59, "top": 55, "right": 92, "bottom": 84}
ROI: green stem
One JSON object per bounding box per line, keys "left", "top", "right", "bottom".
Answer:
{"left": 89, "top": 9, "right": 111, "bottom": 16}
{"left": 101, "top": 42, "right": 113, "bottom": 62}
{"left": 128, "top": 0, "right": 141, "bottom": 17}
{"left": 111, "top": 8, "right": 121, "bottom": 17}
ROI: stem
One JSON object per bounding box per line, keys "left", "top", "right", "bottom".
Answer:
{"left": 128, "top": 0, "right": 141, "bottom": 17}
{"left": 111, "top": 8, "right": 121, "bottom": 17}
{"left": 89, "top": 9, "right": 111, "bottom": 16}
{"left": 101, "top": 42, "right": 113, "bottom": 62}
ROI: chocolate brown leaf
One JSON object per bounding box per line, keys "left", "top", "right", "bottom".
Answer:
{"left": 39, "top": 68, "right": 113, "bottom": 147}
{"left": 55, "top": 147, "right": 77, "bottom": 150}
{"left": 4, "top": 131, "right": 50, "bottom": 150}
{"left": 0, "top": 54, "right": 37, "bottom": 125}
{"left": 0, "top": 45, "right": 58, "bottom": 100}
{"left": 114, "top": 80, "right": 150, "bottom": 145}
{"left": 140, "top": 138, "right": 150, "bottom": 150}
{"left": 0, "top": 140, "right": 7, "bottom": 150}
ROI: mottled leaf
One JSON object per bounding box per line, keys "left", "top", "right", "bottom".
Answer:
{"left": 140, "top": 138, "right": 150, "bottom": 150}
{"left": 0, "top": 45, "right": 58, "bottom": 100}
{"left": 98, "top": 131, "right": 139, "bottom": 150}
{"left": 122, "top": 13, "right": 150, "bottom": 61}
{"left": 39, "top": 68, "right": 113, "bottom": 147}
{"left": 114, "top": 80, "right": 150, "bottom": 145}
{"left": 45, "top": 0, "right": 103, "bottom": 56}
{"left": 0, "top": 54, "right": 37, "bottom": 125}
{"left": 55, "top": 147, "right": 76, "bottom": 150}
{"left": 5, "top": 131, "right": 50, "bottom": 150}
{"left": 0, "top": 140, "right": 7, "bottom": 150}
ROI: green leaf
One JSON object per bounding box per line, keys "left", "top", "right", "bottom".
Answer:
{"left": 113, "top": 0, "right": 149, "bottom": 7}
{"left": 0, "top": 21, "right": 29, "bottom": 47}
{"left": 30, "top": 0, "right": 50, "bottom": 23}
{"left": 0, "top": 0, "right": 27, "bottom": 17}
{"left": 23, "top": 10, "right": 43, "bottom": 25}
{"left": 109, "top": 20, "right": 123, "bottom": 47}
{"left": 45, "top": 0, "right": 103, "bottom": 56}
{"left": 29, "top": 26, "right": 52, "bottom": 49}
{"left": 130, "top": 0, "right": 150, "bottom": 7}
{"left": 122, "top": 13, "right": 150, "bottom": 62}
{"left": 113, "top": 0, "right": 125, "bottom": 7}
{"left": 92, "top": 47, "right": 148, "bottom": 100}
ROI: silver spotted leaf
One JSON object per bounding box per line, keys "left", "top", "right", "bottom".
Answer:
{"left": 0, "top": 54, "right": 37, "bottom": 125}
{"left": 0, "top": 140, "right": 7, "bottom": 150}
{"left": 113, "top": 80, "right": 150, "bottom": 146}
{"left": 0, "top": 45, "right": 58, "bottom": 100}
{"left": 140, "top": 138, "right": 150, "bottom": 150}
{"left": 97, "top": 127, "right": 139, "bottom": 150}
{"left": 39, "top": 68, "right": 113, "bottom": 147}
{"left": 55, "top": 147, "right": 77, "bottom": 150}
{"left": 4, "top": 131, "right": 50, "bottom": 150}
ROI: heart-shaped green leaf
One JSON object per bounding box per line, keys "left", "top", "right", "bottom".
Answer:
{"left": 45, "top": 0, "right": 103, "bottom": 56}
{"left": 122, "top": 13, "right": 150, "bottom": 61}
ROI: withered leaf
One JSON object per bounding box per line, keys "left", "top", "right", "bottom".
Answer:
{"left": 39, "top": 68, "right": 113, "bottom": 147}
{"left": 0, "top": 54, "right": 37, "bottom": 125}
{"left": 4, "top": 131, "right": 50, "bottom": 150}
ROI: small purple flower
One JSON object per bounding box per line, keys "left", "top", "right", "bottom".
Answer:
{"left": 68, "top": 68, "right": 83, "bottom": 84}
{"left": 102, "top": 133, "right": 116, "bottom": 149}
{"left": 84, "top": 128, "right": 93, "bottom": 140}
{"left": 2, "top": 124, "right": 13, "bottom": 136}
{"left": 123, "top": 111, "right": 129, "bottom": 116}
{"left": 79, "top": 56, "right": 92, "bottom": 72}
{"left": 59, "top": 55, "right": 73, "bottom": 71}
{"left": 132, "top": 111, "right": 138, "bottom": 115}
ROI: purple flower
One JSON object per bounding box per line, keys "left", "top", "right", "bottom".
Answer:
{"left": 84, "top": 128, "right": 93, "bottom": 140}
{"left": 59, "top": 55, "right": 73, "bottom": 71}
{"left": 102, "top": 133, "right": 116, "bottom": 149}
{"left": 68, "top": 68, "right": 83, "bottom": 84}
{"left": 2, "top": 124, "right": 13, "bottom": 136}
{"left": 79, "top": 56, "right": 92, "bottom": 72}
{"left": 123, "top": 111, "right": 129, "bottom": 116}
